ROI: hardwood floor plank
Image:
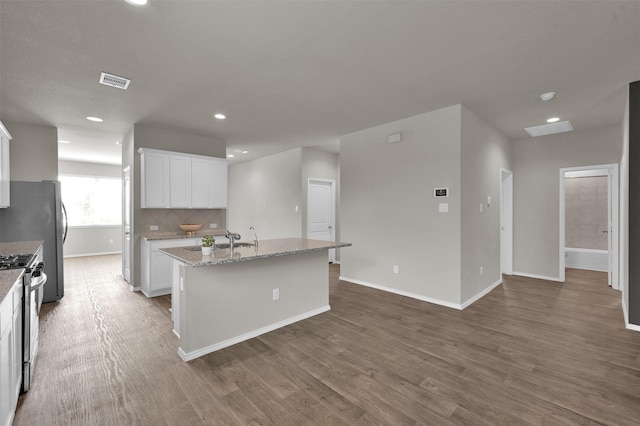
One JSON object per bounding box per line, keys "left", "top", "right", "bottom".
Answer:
{"left": 12, "top": 255, "right": 640, "bottom": 425}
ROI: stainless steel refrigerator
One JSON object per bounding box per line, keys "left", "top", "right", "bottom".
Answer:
{"left": 0, "top": 180, "right": 66, "bottom": 303}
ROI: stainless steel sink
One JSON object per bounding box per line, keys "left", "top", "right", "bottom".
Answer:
{"left": 215, "top": 242, "right": 255, "bottom": 249}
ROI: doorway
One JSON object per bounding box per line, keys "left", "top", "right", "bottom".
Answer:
{"left": 122, "top": 166, "right": 131, "bottom": 283}
{"left": 500, "top": 169, "right": 513, "bottom": 275}
{"left": 559, "top": 164, "right": 619, "bottom": 289}
{"left": 307, "top": 179, "right": 336, "bottom": 263}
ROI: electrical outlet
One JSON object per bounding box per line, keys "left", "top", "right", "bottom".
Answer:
{"left": 295, "top": 205, "right": 299, "bottom": 212}
{"left": 480, "top": 203, "right": 483, "bottom": 213}
{"left": 109, "top": 239, "right": 114, "bottom": 244}
{"left": 210, "top": 223, "right": 217, "bottom": 228}
{"left": 393, "top": 265, "right": 400, "bottom": 274}
{"left": 480, "top": 266, "right": 484, "bottom": 275}
{"left": 273, "top": 288, "right": 280, "bottom": 301}
{"left": 150, "top": 225, "right": 159, "bottom": 231}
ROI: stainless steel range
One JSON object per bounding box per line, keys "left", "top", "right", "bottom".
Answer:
{"left": 1, "top": 250, "right": 46, "bottom": 392}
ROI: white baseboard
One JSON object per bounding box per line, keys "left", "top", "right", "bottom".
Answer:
{"left": 178, "top": 305, "right": 331, "bottom": 362}
{"left": 460, "top": 278, "right": 503, "bottom": 310}
{"left": 339, "top": 276, "right": 463, "bottom": 310}
{"left": 512, "top": 271, "right": 564, "bottom": 283}
{"left": 64, "top": 251, "right": 122, "bottom": 258}
{"left": 129, "top": 285, "right": 141, "bottom": 292}
{"left": 141, "top": 288, "right": 171, "bottom": 298}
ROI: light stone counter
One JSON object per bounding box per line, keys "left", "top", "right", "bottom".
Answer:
{"left": 141, "top": 231, "right": 227, "bottom": 241}
{"left": 159, "top": 237, "right": 351, "bottom": 267}
{"left": 0, "top": 240, "right": 43, "bottom": 303}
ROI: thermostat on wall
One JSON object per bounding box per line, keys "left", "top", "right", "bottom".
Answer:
{"left": 434, "top": 188, "right": 449, "bottom": 198}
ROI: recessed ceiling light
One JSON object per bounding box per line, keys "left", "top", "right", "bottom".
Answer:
{"left": 546, "top": 117, "right": 560, "bottom": 123}
{"left": 86, "top": 116, "right": 103, "bottom": 122}
{"left": 539, "top": 91, "right": 556, "bottom": 101}
{"left": 124, "top": 0, "right": 148, "bottom": 6}
{"left": 227, "top": 154, "right": 235, "bottom": 158}
{"left": 214, "top": 113, "right": 226, "bottom": 120}
{"left": 58, "top": 140, "right": 71, "bottom": 144}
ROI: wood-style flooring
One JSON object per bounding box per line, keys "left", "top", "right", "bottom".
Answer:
{"left": 12, "top": 255, "right": 640, "bottom": 425}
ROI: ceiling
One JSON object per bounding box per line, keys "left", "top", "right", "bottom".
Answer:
{"left": 1, "top": 1, "right": 639, "bottom": 166}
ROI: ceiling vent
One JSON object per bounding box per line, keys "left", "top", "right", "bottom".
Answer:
{"left": 99, "top": 72, "right": 131, "bottom": 90}
{"left": 524, "top": 120, "right": 573, "bottom": 138}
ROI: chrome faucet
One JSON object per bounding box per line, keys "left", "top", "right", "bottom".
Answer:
{"left": 225, "top": 230, "right": 241, "bottom": 250}
{"left": 250, "top": 226, "right": 258, "bottom": 249}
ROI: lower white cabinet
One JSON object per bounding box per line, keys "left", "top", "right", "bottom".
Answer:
{"left": 0, "top": 276, "right": 22, "bottom": 426}
{"left": 141, "top": 238, "right": 198, "bottom": 297}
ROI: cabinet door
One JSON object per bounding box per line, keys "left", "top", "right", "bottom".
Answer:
{"left": 170, "top": 155, "right": 191, "bottom": 208}
{"left": 0, "top": 299, "right": 13, "bottom": 426}
{"left": 0, "top": 135, "right": 10, "bottom": 208}
{"left": 210, "top": 159, "right": 228, "bottom": 208}
{"left": 142, "top": 152, "right": 170, "bottom": 208}
{"left": 191, "top": 158, "right": 212, "bottom": 208}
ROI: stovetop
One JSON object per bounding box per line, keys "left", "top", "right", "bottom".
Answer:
{"left": 0, "top": 253, "right": 35, "bottom": 270}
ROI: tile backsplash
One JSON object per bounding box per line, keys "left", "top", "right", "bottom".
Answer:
{"left": 142, "top": 209, "right": 226, "bottom": 234}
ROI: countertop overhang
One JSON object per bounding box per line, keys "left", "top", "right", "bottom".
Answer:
{"left": 141, "top": 231, "right": 227, "bottom": 241}
{"left": 159, "top": 237, "right": 351, "bottom": 267}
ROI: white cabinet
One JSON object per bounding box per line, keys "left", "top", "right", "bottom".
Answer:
{"left": 0, "top": 121, "right": 12, "bottom": 208}
{"left": 141, "top": 238, "right": 198, "bottom": 297}
{"left": 0, "top": 276, "right": 22, "bottom": 426}
{"left": 138, "top": 148, "right": 227, "bottom": 209}
{"left": 139, "top": 150, "right": 170, "bottom": 208}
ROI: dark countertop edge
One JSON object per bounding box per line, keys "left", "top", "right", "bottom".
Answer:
{"left": 160, "top": 242, "right": 352, "bottom": 267}
{"left": 0, "top": 240, "right": 45, "bottom": 256}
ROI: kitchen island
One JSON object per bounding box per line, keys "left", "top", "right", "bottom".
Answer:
{"left": 159, "top": 238, "right": 350, "bottom": 361}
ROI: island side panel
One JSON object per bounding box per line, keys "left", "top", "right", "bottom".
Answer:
{"left": 179, "top": 250, "right": 329, "bottom": 360}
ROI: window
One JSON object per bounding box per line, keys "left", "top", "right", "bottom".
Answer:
{"left": 59, "top": 175, "right": 122, "bottom": 226}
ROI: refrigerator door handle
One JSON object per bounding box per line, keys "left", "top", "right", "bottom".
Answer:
{"left": 62, "top": 202, "right": 68, "bottom": 244}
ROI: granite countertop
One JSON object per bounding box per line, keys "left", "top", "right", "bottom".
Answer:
{"left": 159, "top": 237, "right": 351, "bottom": 267}
{"left": 0, "top": 240, "right": 44, "bottom": 304}
{"left": 141, "top": 231, "right": 228, "bottom": 241}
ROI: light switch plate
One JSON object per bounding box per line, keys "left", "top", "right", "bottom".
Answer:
{"left": 150, "top": 225, "right": 159, "bottom": 231}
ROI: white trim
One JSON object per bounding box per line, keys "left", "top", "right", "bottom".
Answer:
{"left": 622, "top": 299, "right": 640, "bottom": 332}
{"left": 129, "top": 285, "right": 141, "bottom": 292}
{"left": 460, "top": 278, "right": 503, "bottom": 309}
{"left": 178, "top": 305, "right": 331, "bottom": 362}
{"left": 64, "top": 250, "right": 122, "bottom": 258}
{"left": 339, "top": 276, "right": 463, "bottom": 310}
{"left": 0, "top": 121, "right": 12, "bottom": 140}
{"left": 141, "top": 287, "right": 171, "bottom": 298}
{"left": 512, "top": 271, "right": 564, "bottom": 283}
{"left": 500, "top": 168, "right": 513, "bottom": 275}
{"left": 68, "top": 224, "right": 122, "bottom": 229}
{"left": 565, "top": 169, "right": 608, "bottom": 178}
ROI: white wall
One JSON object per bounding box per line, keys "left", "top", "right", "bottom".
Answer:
{"left": 511, "top": 125, "right": 623, "bottom": 280}
{"left": 3, "top": 121, "right": 58, "bottom": 181}
{"left": 340, "top": 105, "right": 463, "bottom": 305}
{"left": 228, "top": 148, "right": 303, "bottom": 240}
{"left": 460, "top": 105, "right": 511, "bottom": 303}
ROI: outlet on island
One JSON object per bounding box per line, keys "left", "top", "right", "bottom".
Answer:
{"left": 210, "top": 223, "right": 217, "bottom": 229}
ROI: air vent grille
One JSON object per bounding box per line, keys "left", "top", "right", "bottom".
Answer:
{"left": 99, "top": 72, "right": 131, "bottom": 90}
{"left": 524, "top": 120, "right": 573, "bottom": 137}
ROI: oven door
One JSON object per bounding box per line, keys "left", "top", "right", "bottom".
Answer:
{"left": 22, "top": 271, "right": 47, "bottom": 393}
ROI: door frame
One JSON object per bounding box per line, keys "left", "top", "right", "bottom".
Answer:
{"left": 307, "top": 178, "right": 336, "bottom": 263}
{"left": 122, "top": 166, "right": 131, "bottom": 284}
{"left": 559, "top": 164, "right": 619, "bottom": 289}
{"left": 500, "top": 168, "right": 514, "bottom": 275}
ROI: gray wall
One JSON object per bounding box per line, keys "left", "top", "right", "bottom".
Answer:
{"left": 124, "top": 124, "right": 226, "bottom": 289}
{"left": 460, "top": 105, "right": 511, "bottom": 303}
{"left": 228, "top": 148, "right": 303, "bottom": 240}
{"left": 340, "top": 105, "right": 463, "bottom": 305}
{"left": 511, "top": 125, "right": 622, "bottom": 280}
{"left": 3, "top": 121, "right": 58, "bottom": 181}
{"left": 58, "top": 160, "right": 123, "bottom": 257}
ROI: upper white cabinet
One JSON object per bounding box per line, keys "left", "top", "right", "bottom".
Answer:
{"left": 138, "top": 148, "right": 227, "bottom": 209}
{"left": 0, "top": 121, "right": 12, "bottom": 208}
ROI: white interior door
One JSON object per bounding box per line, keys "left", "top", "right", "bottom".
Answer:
{"left": 307, "top": 179, "right": 335, "bottom": 263}
{"left": 123, "top": 166, "right": 131, "bottom": 283}
{"left": 500, "top": 169, "right": 513, "bottom": 275}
